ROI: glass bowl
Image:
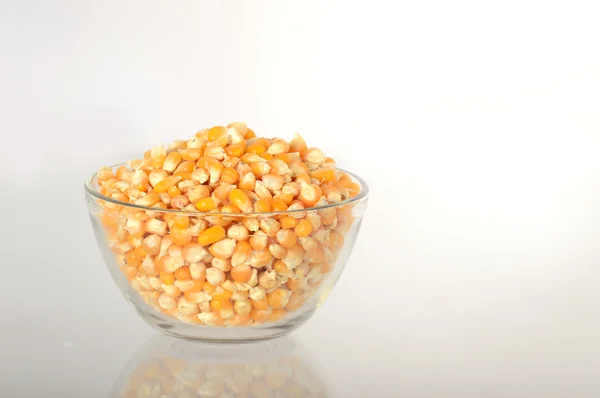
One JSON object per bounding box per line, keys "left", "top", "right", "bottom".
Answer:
{"left": 110, "top": 334, "right": 333, "bottom": 397}
{"left": 85, "top": 164, "right": 368, "bottom": 341}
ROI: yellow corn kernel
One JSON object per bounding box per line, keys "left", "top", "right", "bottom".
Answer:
{"left": 198, "top": 312, "right": 224, "bottom": 326}
{"left": 250, "top": 307, "right": 271, "bottom": 322}
{"left": 148, "top": 171, "right": 168, "bottom": 188}
{"left": 208, "top": 125, "right": 227, "bottom": 142}
{"left": 259, "top": 218, "right": 280, "bottom": 237}
{"left": 207, "top": 162, "right": 224, "bottom": 184}
{"left": 282, "top": 244, "right": 304, "bottom": 268}
{"left": 280, "top": 215, "right": 298, "bottom": 229}
{"left": 124, "top": 218, "right": 145, "bottom": 238}
{"left": 242, "top": 217, "right": 259, "bottom": 232}
{"left": 267, "top": 288, "right": 291, "bottom": 309}
{"left": 284, "top": 278, "right": 303, "bottom": 293}
{"left": 209, "top": 238, "right": 236, "bottom": 260}
{"left": 265, "top": 139, "right": 288, "bottom": 155}
{"left": 287, "top": 201, "right": 306, "bottom": 219}
{"left": 225, "top": 143, "right": 246, "bottom": 157}
{"left": 232, "top": 241, "right": 252, "bottom": 266}
{"left": 286, "top": 293, "right": 304, "bottom": 311}
{"left": 291, "top": 161, "right": 309, "bottom": 176}
{"left": 173, "top": 215, "right": 189, "bottom": 229}
{"left": 187, "top": 185, "right": 210, "bottom": 203}
{"left": 250, "top": 249, "right": 272, "bottom": 268}
{"left": 174, "top": 266, "right": 191, "bottom": 281}
{"left": 303, "top": 147, "right": 325, "bottom": 165}
{"left": 298, "top": 184, "right": 322, "bottom": 207}
{"left": 162, "top": 151, "right": 182, "bottom": 173}
{"left": 276, "top": 229, "right": 298, "bottom": 249}
{"left": 269, "top": 244, "right": 287, "bottom": 260}
{"left": 226, "top": 121, "right": 248, "bottom": 136}
{"left": 254, "top": 199, "right": 271, "bottom": 213}
{"left": 249, "top": 230, "right": 268, "bottom": 251}
{"left": 252, "top": 295, "right": 270, "bottom": 311}
{"left": 253, "top": 181, "right": 272, "bottom": 201}
{"left": 214, "top": 133, "right": 229, "bottom": 148}
{"left": 310, "top": 168, "right": 337, "bottom": 183}
{"left": 197, "top": 156, "right": 217, "bottom": 170}
{"left": 150, "top": 145, "right": 167, "bottom": 168}
{"left": 277, "top": 193, "right": 294, "bottom": 205}
{"left": 97, "top": 166, "right": 114, "bottom": 182}
{"left": 233, "top": 299, "right": 252, "bottom": 316}
{"left": 270, "top": 198, "right": 288, "bottom": 212}
{"left": 171, "top": 226, "right": 192, "bottom": 246}
{"left": 229, "top": 188, "right": 253, "bottom": 212}
{"left": 182, "top": 242, "right": 207, "bottom": 263}
{"left": 238, "top": 171, "right": 256, "bottom": 191}
{"left": 220, "top": 167, "right": 239, "bottom": 184}
{"left": 267, "top": 308, "right": 287, "bottom": 322}
{"left": 184, "top": 281, "right": 207, "bottom": 298}
{"left": 142, "top": 234, "right": 161, "bottom": 256}
{"left": 272, "top": 259, "right": 293, "bottom": 278}
{"left": 260, "top": 153, "right": 274, "bottom": 161}
{"left": 246, "top": 143, "right": 266, "bottom": 155}
{"left": 173, "top": 160, "right": 195, "bottom": 174}
{"left": 131, "top": 170, "right": 149, "bottom": 192}
{"left": 134, "top": 193, "right": 160, "bottom": 207}
{"left": 268, "top": 158, "right": 290, "bottom": 175}
{"left": 221, "top": 203, "right": 241, "bottom": 214}
{"left": 159, "top": 271, "right": 175, "bottom": 285}
{"left": 305, "top": 248, "right": 324, "bottom": 264}
{"left": 179, "top": 147, "right": 203, "bottom": 161}
{"left": 213, "top": 184, "right": 236, "bottom": 200}
{"left": 197, "top": 225, "right": 226, "bottom": 246}
{"left": 205, "top": 267, "right": 226, "bottom": 286}
{"left": 320, "top": 207, "right": 337, "bottom": 225}
{"left": 321, "top": 184, "right": 342, "bottom": 203}
{"left": 226, "top": 224, "right": 249, "bottom": 241}
{"left": 282, "top": 182, "right": 300, "bottom": 197}
{"left": 167, "top": 186, "right": 181, "bottom": 198}
{"left": 211, "top": 288, "right": 233, "bottom": 301}
{"left": 299, "top": 236, "right": 319, "bottom": 252}
{"left": 289, "top": 132, "right": 307, "bottom": 153}
{"left": 194, "top": 197, "right": 219, "bottom": 212}
{"left": 241, "top": 127, "right": 254, "bottom": 139}
{"left": 294, "top": 219, "right": 313, "bottom": 237}
{"left": 250, "top": 162, "right": 271, "bottom": 178}
{"left": 203, "top": 282, "right": 217, "bottom": 294}
{"left": 261, "top": 173, "right": 285, "bottom": 191}
{"left": 231, "top": 264, "right": 252, "bottom": 283}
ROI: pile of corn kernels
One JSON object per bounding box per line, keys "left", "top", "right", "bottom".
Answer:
{"left": 96, "top": 122, "right": 360, "bottom": 326}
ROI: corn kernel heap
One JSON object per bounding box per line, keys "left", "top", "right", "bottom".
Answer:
{"left": 96, "top": 122, "right": 361, "bottom": 326}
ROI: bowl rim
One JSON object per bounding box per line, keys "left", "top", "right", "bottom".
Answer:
{"left": 84, "top": 162, "right": 369, "bottom": 216}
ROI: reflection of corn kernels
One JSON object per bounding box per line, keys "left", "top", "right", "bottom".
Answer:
{"left": 250, "top": 380, "right": 271, "bottom": 398}
{"left": 196, "top": 377, "right": 226, "bottom": 397}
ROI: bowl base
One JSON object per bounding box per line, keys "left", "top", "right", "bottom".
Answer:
{"left": 135, "top": 307, "right": 316, "bottom": 343}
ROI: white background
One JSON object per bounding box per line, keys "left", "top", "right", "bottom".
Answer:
{"left": 2, "top": 1, "right": 600, "bottom": 396}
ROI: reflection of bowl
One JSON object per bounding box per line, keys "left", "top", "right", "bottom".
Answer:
{"left": 85, "top": 164, "right": 368, "bottom": 341}
{"left": 110, "top": 334, "right": 333, "bottom": 397}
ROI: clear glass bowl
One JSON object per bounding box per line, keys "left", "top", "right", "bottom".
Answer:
{"left": 110, "top": 335, "right": 333, "bottom": 397}
{"left": 85, "top": 164, "right": 368, "bottom": 341}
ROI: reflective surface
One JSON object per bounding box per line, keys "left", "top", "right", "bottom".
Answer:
{"left": 5, "top": 0, "right": 600, "bottom": 397}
